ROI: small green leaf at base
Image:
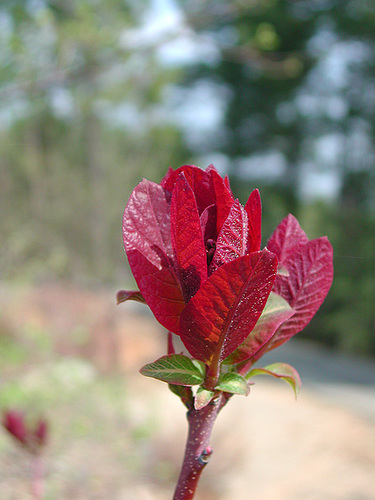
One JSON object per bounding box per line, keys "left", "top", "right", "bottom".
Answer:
{"left": 194, "top": 387, "right": 216, "bottom": 410}
{"left": 215, "top": 372, "right": 250, "bottom": 396}
{"left": 245, "top": 362, "right": 301, "bottom": 399}
{"left": 140, "top": 354, "right": 206, "bottom": 386}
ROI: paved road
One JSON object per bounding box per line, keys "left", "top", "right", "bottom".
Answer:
{"left": 262, "top": 339, "right": 375, "bottom": 423}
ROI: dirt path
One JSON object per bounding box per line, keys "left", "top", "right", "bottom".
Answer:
{"left": 1, "top": 284, "right": 374, "bottom": 499}
{"left": 124, "top": 371, "right": 375, "bottom": 500}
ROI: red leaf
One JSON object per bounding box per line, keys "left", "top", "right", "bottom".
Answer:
{"left": 265, "top": 236, "right": 333, "bottom": 352}
{"left": 161, "top": 164, "right": 205, "bottom": 193}
{"left": 210, "top": 169, "right": 235, "bottom": 233}
{"left": 159, "top": 166, "right": 174, "bottom": 186}
{"left": 122, "top": 180, "right": 184, "bottom": 333}
{"left": 161, "top": 165, "right": 234, "bottom": 232}
{"left": 193, "top": 167, "right": 219, "bottom": 214}
{"left": 200, "top": 204, "right": 217, "bottom": 243}
{"left": 225, "top": 292, "right": 295, "bottom": 364}
{"left": 245, "top": 189, "right": 262, "bottom": 253}
{"left": 267, "top": 214, "right": 309, "bottom": 264}
{"left": 2, "top": 411, "right": 28, "bottom": 445}
{"left": 223, "top": 174, "right": 232, "bottom": 192}
{"left": 171, "top": 174, "right": 207, "bottom": 301}
{"left": 209, "top": 199, "right": 248, "bottom": 274}
{"left": 180, "top": 249, "right": 278, "bottom": 363}
{"left": 194, "top": 165, "right": 234, "bottom": 217}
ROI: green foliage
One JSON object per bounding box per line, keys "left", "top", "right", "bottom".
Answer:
{"left": 0, "top": 335, "right": 28, "bottom": 367}
{"left": 215, "top": 372, "right": 249, "bottom": 396}
{"left": 0, "top": 358, "right": 97, "bottom": 411}
{"left": 300, "top": 202, "right": 375, "bottom": 356}
{"left": 0, "top": 0, "right": 187, "bottom": 284}
{"left": 175, "top": 0, "right": 375, "bottom": 357}
{"left": 246, "top": 362, "right": 301, "bottom": 399}
{"left": 1, "top": 0, "right": 374, "bottom": 360}
{"left": 178, "top": 0, "right": 375, "bottom": 194}
{"left": 140, "top": 354, "right": 206, "bottom": 386}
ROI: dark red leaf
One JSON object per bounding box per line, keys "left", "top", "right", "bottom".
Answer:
{"left": 34, "top": 420, "right": 48, "bottom": 446}
{"left": 171, "top": 174, "right": 207, "bottom": 301}
{"left": 2, "top": 411, "right": 27, "bottom": 445}
{"left": 209, "top": 200, "right": 248, "bottom": 274}
{"left": 116, "top": 290, "right": 146, "bottom": 305}
{"left": 267, "top": 214, "right": 309, "bottom": 264}
{"left": 180, "top": 249, "right": 278, "bottom": 363}
{"left": 264, "top": 236, "right": 333, "bottom": 352}
{"left": 200, "top": 204, "right": 217, "bottom": 243}
{"left": 159, "top": 166, "right": 174, "bottom": 186}
{"left": 160, "top": 165, "right": 205, "bottom": 193}
{"left": 122, "top": 179, "right": 184, "bottom": 333}
{"left": 193, "top": 167, "right": 219, "bottom": 213}
{"left": 225, "top": 292, "right": 295, "bottom": 364}
{"left": 245, "top": 188, "right": 262, "bottom": 253}
{"left": 194, "top": 165, "right": 232, "bottom": 214}
{"left": 210, "top": 169, "right": 235, "bottom": 233}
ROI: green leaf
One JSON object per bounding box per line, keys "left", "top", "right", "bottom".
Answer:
{"left": 215, "top": 372, "right": 250, "bottom": 396}
{"left": 194, "top": 387, "right": 216, "bottom": 410}
{"left": 246, "top": 362, "right": 301, "bottom": 399}
{"left": 140, "top": 354, "right": 206, "bottom": 386}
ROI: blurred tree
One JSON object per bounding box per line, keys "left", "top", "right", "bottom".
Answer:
{"left": 176, "top": 0, "right": 375, "bottom": 207}
{"left": 300, "top": 201, "right": 375, "bottom": 355}
{"left": 174, "top": 0, "right": 375, "bottom": 356}
{"left": 0, "top": 0, "right": 187, "bottom": 282}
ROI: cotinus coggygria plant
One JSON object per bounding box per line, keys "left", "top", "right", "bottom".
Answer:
{"left": 2, "top": 410, "right": 48, "bottom": 500}
{"left": 118, "top": 164, "right": 333, "bottom": 500}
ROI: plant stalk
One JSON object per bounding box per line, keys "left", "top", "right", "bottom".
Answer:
{"left": 31, "top": 454, "right": 45, "bottom": 500}
{"left": 173, "top": 394, "right": 223, "bottom": 500}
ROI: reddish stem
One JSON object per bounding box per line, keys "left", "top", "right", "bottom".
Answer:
{"left": 173, "top": 394, "right": 223, "bottom": 500}
{"left": 204, "top": 362, "right": 220, "bottom": 391}
{"left": 31, "top": 454, "right": 45, "bottom": 500}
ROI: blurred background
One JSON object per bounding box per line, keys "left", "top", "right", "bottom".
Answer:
{"left": 1, "top": 1, "right": 374, "bottom": 499}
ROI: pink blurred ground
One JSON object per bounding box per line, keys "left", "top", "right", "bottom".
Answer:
{"left": 1, "top": 284, "right": 374, "bottom": 499}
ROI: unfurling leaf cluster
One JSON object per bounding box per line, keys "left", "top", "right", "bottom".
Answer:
{"left": 119, "top": 165, "right": 333, "bottom": 407}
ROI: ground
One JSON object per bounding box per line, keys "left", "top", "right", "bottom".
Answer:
{"left": 0, "top": 283, "right": 374, "bottom": 499}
